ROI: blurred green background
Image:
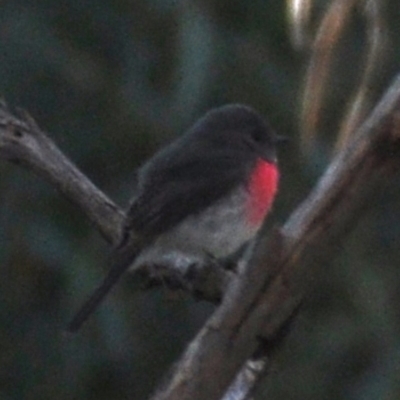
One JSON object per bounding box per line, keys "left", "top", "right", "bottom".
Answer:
{"left": 1, "top": 1, "right": 400, "bottom": 399}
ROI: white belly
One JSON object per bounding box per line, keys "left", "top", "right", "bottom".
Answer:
{"left": 132, "top": 186, "right": 259, "bottom": 269}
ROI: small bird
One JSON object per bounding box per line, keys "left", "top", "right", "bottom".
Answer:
{"left": 68, "top": 104, "right": 283, "bottom": 332}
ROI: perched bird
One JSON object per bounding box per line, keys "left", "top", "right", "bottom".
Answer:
{"left": 68, "top": 104, "right": 283, "bottom": 332}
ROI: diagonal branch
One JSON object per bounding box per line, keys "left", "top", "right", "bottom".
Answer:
{"left": 0, "top": 102, "right": 124, "bottom": 244}
{"left": 148, "top": 74, "right": 400, "bottom": 400}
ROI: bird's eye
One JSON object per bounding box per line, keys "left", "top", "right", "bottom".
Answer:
{"left": 251, "top": 128, "right": 264, "bottom": 143}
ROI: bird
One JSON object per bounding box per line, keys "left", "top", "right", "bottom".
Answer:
{"left": 67, "top": 104, "right": 283, "bottom": 332}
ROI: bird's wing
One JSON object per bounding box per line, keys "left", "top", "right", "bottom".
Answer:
{"left": 124, "top": 148, "right": 250, "bottom": 238}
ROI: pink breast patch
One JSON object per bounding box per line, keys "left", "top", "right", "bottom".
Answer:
{"left": 246, "top": 159, "right": 279, "bottom": 226}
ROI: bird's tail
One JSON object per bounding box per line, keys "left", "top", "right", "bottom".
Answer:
{"left": 67, "top": 241, "right": 144, "bottom": 333}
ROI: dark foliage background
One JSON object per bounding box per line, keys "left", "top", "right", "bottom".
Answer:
{"left": 1, "top": 1, "right": 400, "bottom": 399}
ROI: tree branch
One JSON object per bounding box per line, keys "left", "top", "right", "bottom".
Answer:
{"left": 148, "top": 75, "right": 400, "bottom": 400}
{"left": 0, "top": 102, "right": 124, "bottom": 244}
